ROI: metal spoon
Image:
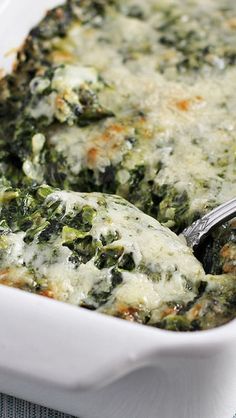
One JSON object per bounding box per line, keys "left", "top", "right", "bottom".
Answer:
{"left": 182, "top": 197, "right": 236, "bottom": 250}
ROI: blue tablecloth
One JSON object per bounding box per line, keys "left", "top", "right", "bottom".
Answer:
{"left": 0, "top": 393, "right": 76, "bottom": 418}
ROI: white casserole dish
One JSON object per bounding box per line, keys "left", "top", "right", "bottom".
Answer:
{"left": 0, "top": 1, "right": 236, "bottom": 417}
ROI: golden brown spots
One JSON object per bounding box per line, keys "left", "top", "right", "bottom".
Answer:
{"left": 39, "top": 289, "right": 55, "bottom": 299}
{"left": 226, "top": 17, "right": 236, "bottom": 30}
{"left": 223, "top": 263, "right": 236, "bottom": 274}
{"left": 0, "top": 69, "right": 5, "bottom": 80}
{"left": 46, "top": 8, "right": 64, "bottom": 19}
{"left": 55, "top": 8, "right": 64, "bottom": 19}
{"left": 51, "top": 50, "right": 74, "bottom": 65}
{"left": 160, "top": 306, "right": 177, "bottom": 319}
{"left": 100, "top": 131, "right": 110, "bottom": 142}
{"left": 0, "top": 278, "right": 17, "bottom": 288}
{"left": 84, "top": 121, "right": 135, "bottom": 169}
{"left": 220, "top": 243, "right": 236, "bottom": 274}
{"left": 0, "top": 268, "right": 10, "bottom": 280}
{"left": 100, "top": 123, "right": 125, "bottom": 142}
{"left": 220, "top": 243, "right": 236, "bottom": 262}
{"left": 160, "top": 303, "right": 184, "bottom": 319}
{"left": 221, "top": 243, "right": 234, "bottom": 259}
{"left": 175, "top": 95, "right": 204, "bottom": 112}
{"left": 109, "top": 123, "right": 125, "bottom": 133}
{"left": 87, "top": 147, "right": 99, "bottom": 166}
{"left": 117, "top": 304, "right": 140, "bottom": 322}
{"left": 36, "top": 68, "right": 46, "bottom": 77}
{"left": 55, "top": 95, "right": 65, "bottom": 109}
{"left": 0, "top": 268, "right": 29, "bottom": 289}
{"left": 176, "top": 99, "right": 191, "bottom": 112}
{"left": 230, "top": 219, "right": 236, "bottom": 228}
{"left": 195, "top": 95, "right": 203, "bottom": 101}
{"left": 142, "top": 127, "right": 154, "bottom": 139}
{"left": 188, "top": 303, "right": 202, "bottom": 320}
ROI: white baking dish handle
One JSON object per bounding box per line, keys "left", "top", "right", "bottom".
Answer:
{"left": 0, "top": 285, "right": 234, "bottom": 392}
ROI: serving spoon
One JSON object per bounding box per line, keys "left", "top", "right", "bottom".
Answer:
{"left": 182, "top": 197, "right": 236, "bottom": 251}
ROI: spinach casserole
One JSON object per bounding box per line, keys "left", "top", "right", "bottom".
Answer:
{"left": 0, "top": 181, "right": 235, "bottom": 331}
{"left": 0, "top": 0, "right": 235, "bottom": 331}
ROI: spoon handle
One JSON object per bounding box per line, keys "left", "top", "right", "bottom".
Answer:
{"left": 182, "top": 197, "right": 236, "bottom": 249}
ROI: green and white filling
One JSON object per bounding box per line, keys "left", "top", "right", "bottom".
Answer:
{"left": 0, "top": 183, "right": 235, "bottom": 331}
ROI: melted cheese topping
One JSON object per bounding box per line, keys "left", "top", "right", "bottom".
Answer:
{"left": 43, "top": 0, "right": 236, "bottom": 221}
{"left": 49, "top": 67, "right": 236, "bottom": 213}
{"left": 0, "top": 190, "right": 205, "bottom": 319}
